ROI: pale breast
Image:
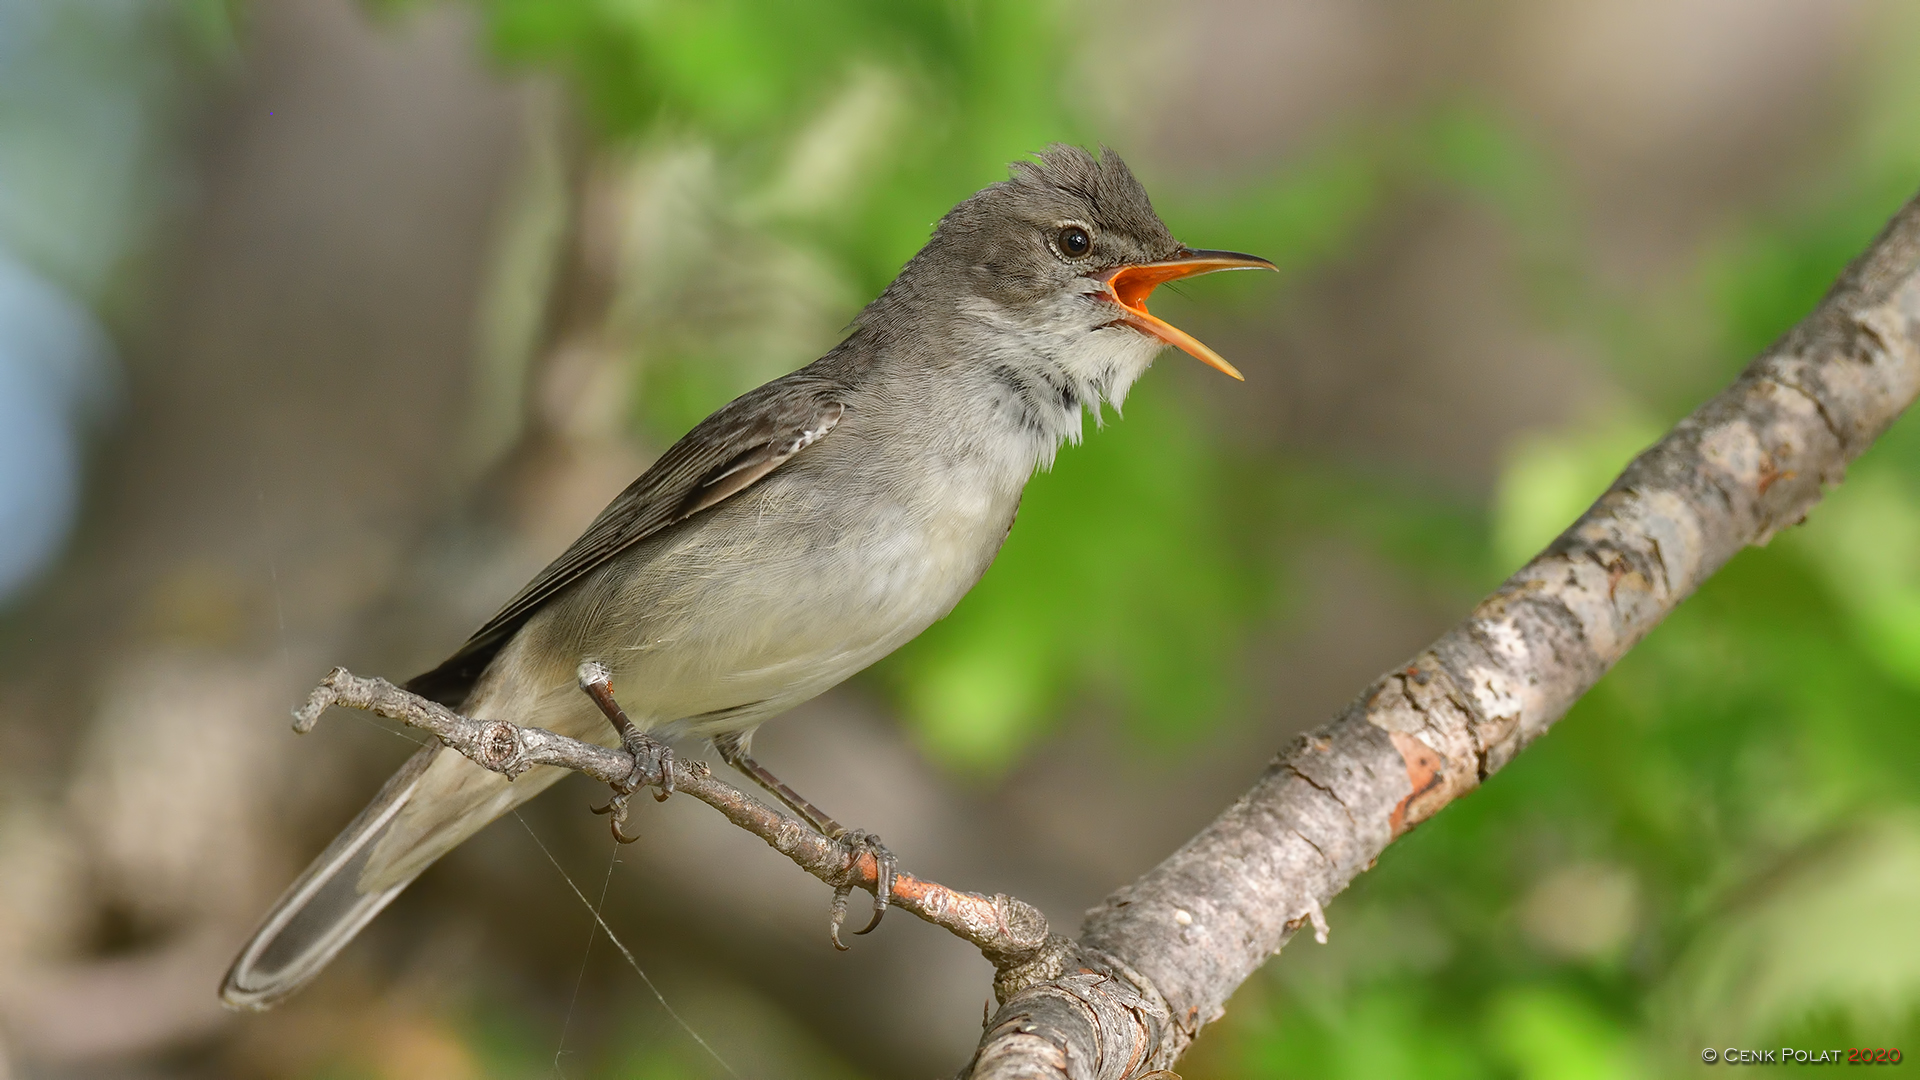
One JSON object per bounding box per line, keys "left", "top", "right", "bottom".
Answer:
{"left": 497, "top": 424, "right": 1030, "bottom": 739}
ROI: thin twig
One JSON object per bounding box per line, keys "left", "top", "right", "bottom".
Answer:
{"left": 292, "top": 668, "right": 1060, "bottom": 971}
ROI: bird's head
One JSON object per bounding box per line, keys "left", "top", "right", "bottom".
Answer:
{"left": 873, "top": 144, "right": 1274, "bottom": 390}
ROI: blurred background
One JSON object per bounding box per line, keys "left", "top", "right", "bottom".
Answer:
{"left": 3, "top": 0, "right": 1920, "bottom": 1076}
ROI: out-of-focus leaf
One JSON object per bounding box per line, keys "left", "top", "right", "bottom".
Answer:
{"left": 1492, "top": 413, "right": 1665, "bottom": 574}
{"left": 1658, "top": 815, "right": 1920, "bottom": 1048}
{"left": 1421, "top": 104, "right": 1558, "bottom": 224}
{"left": 460, "top": 995, "right": 549, "bottom": 1080}
{"left": 601, "top": 977, "right": 868, "bottom": 1080}
{"left": 1517, "top": 861, "right": 1640, "bottom": 963}
{"left": 1795, "top": 469, "right": 1920, "bottom": 688}
{"left": 1237, "top": 984, "right": 1480, "bottom": 1080}
{"left": 1706, "top": 192, "right": 1910, "bottom": 366}
{"left": 0, "top": 0, "right": 198, "bottom": 296}
{"left": 1488, "top": 985, "right": 1638, "bottom": 1080}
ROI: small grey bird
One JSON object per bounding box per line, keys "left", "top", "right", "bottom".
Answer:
{"left": 221, "top": 144, "right": 1273, "bottom": 1009}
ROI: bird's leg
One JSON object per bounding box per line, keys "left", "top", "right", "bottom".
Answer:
{"left": 576, "top": 662, "right": 673, "bottom": 844}
{"left": 712, "top": 732, "right": 897, "bottom": 948}
{"left": 712, "top": 736, "right": 842, "bottom": 835}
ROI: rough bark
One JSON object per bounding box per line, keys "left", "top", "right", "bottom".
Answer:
{"left": 955, "top": 192, "right": 1920, "bottom": 1077}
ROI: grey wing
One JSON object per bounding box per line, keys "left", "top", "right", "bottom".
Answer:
{"left": 405, "top": 383, "right": 846, "bottom": 707}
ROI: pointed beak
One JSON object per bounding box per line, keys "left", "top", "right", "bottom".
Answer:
{"left": 1098, "top": 248, "right": 1277, "bottom": 381}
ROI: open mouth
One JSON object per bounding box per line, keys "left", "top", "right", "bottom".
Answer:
{"left": 1098, "top": 248, "right": 1277, "bottom": 380}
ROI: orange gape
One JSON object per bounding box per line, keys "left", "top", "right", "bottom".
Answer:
{"left": 1099, "top": 248, "right": 1274, "bottom": 380}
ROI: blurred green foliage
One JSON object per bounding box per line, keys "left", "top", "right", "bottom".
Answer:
{"left": 0, "top": 0, "right": 224, "bottom": 302}
{"left": 1185, "top": 24, "right": 1920, "bottom": 1080}
{"left": 475, "top": 0, "right": 1075, "bottom": 297}
{"left": 445, "top": 0, "right": 1920, "bottom": 1075}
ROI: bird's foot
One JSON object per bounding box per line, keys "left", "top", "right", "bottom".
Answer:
{"left": 577, "top": 661, "right": 674, "bottom": 843}
{"left": 590, "top": 731, "right": 674, "bottom": 844}
{"left": 827, "top": 829, "right": 897, "bottom": 950}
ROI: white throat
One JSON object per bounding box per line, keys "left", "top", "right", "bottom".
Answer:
{"left": 955, "top": 288, "right": 1167, "bottom": 471}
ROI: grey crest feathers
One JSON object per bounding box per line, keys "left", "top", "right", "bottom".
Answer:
{"left": 860, "top": 144, "right": 1182, "bottom": 325}
{"left": 999, "top": 144, "right": 1180, "bottom": 257}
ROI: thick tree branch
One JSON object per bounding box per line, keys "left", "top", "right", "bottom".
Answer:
{"left": 954, "top": 191, "right": 1920, "bottom": 1077}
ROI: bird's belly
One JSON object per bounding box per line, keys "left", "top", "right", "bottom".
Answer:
{"left": 510, "top": 475, "right": 1016, "bottom": 739}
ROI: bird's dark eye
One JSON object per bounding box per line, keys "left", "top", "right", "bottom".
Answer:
{"left": 1056, "top": 225, "right": 1092, "bottom": 258}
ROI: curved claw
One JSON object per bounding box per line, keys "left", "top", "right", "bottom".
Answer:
{"left": 824, "top": 830, "right": 895, "bottom": 945}
{"left": 583, "top": 731, "right": 673, "bottom": 843}
{"left": 828, "top": 885, "right": 853, "bottom": 951}
{"left": 589, "top": 795, "right": 642, "bottom": 843}
{"left": 852, "top": 840, "right": 895, "bottom": 936}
